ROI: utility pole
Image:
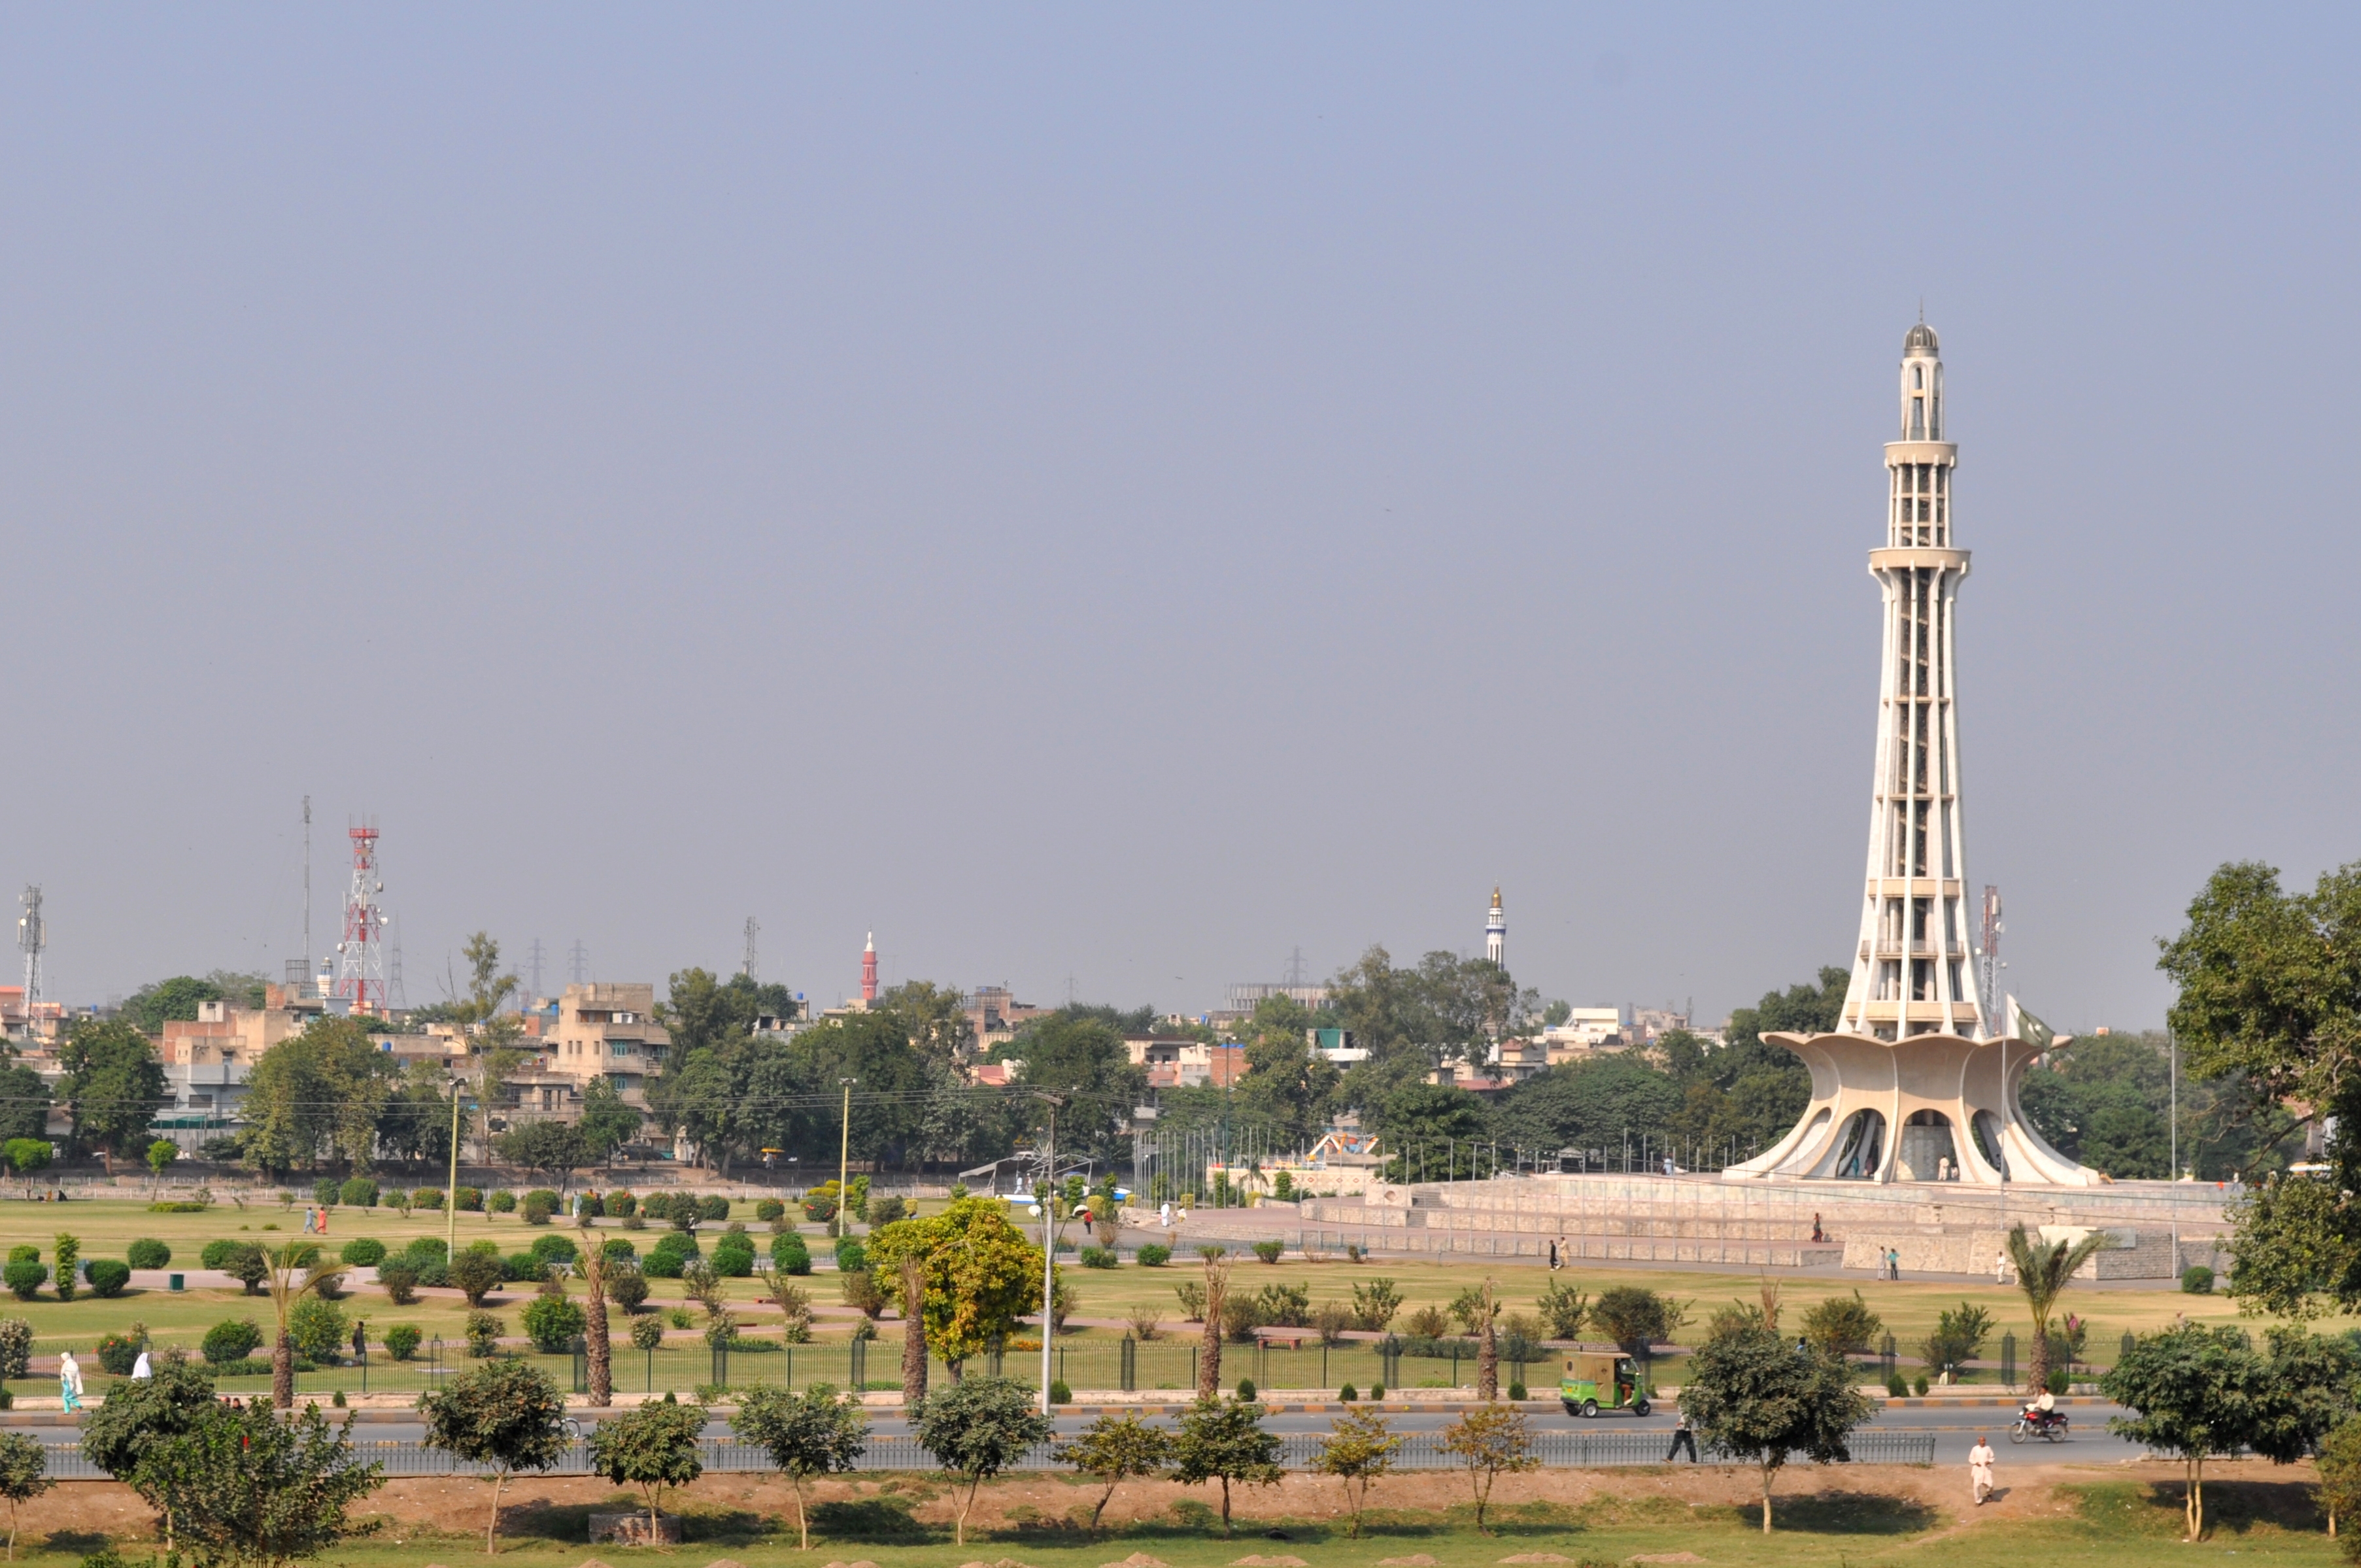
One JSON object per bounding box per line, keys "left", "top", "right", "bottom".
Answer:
{"left": 836, "top": 1078, "right": 858, "bottom": 1240}
{"left": 302, "top": 795, "right": 312, "bottom": 990}
{"left": 445, "top": 1075, "right": 466, "bottom": 1261}
{"left": 1032, "top": 1092, "right": 1068, "bottom": 1415}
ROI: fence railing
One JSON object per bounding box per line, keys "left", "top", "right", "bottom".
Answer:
{"left": 27, "top": 1427, "right": 1935, "bottom": 1481}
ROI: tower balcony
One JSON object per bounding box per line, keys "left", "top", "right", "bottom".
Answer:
{"left": 1859, "top": 940, "right": 1967, "bottom": 961}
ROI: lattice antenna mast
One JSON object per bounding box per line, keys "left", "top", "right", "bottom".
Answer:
{"left": 568, "top": 939, "right": 589, "bottom": 986}
{"left": 742, "top": 917, "right": 760, "bottom": 981}
{"left": 301, "top": 795, "right": 312, "bottom": 985}
{"left": 525, "top": 938, "right": 546, "bottom": 1004}
{"left": 333, "top": 820, "right": 388, "bottom": 1013}
{"left": 17, "top": 887, "right": 45, "bottom": 1021}
{"left": 387, "top": 914, "right": 409, "bottom": 1010}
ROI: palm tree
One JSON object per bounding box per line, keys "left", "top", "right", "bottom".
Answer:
{"left": 2004, "top": 1222, "right": 2105, "bottom": 1394}
{"left": 263, "top": 1241, "right": 347, "bottom": 1408}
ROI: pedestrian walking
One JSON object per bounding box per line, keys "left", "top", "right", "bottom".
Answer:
{"left": 1666, "top": 1410, "right": 1699, "bottom": 1463}
{"left": 58, "top": 1350, "right": 84, "bottom": 1412}
{"left": 1969, "top": 1432, "right": 1996, "bottom": 1505}
{"left": 302, "top": 1206, "right": 317, "bottom": 1234}
{"left": 1548, "top": 1238, "right": 1560, "bottom": 1270}
{"left": 352, "top": 1321, "right": 367, "bottom": 1362}
{"left": 1996, "top": 1250, "right": 2010, "bottom": 1284}
{"left": 1811, "top": 1211, "right": 1824, "bottom": 1243}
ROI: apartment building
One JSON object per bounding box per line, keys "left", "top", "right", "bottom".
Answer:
{"left": 543, "top": 982, "right": 670, "bottom": 1102}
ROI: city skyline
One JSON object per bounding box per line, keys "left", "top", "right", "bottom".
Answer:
{"left": 2, "top": 10, "right": 2355, "bottom": 1029}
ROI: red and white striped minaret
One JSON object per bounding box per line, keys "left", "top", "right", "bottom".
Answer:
{"left": 860, "top": 932, "right": 878, "bottom": 1002}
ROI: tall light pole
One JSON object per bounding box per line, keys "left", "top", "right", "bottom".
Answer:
{"left": 836, "top": 1078, "right": 858, "bottom": 1241}
{"left": 1030, "top": 1092, "right": 1068, "bottom": 1416}
{"left": 445, "top": 1073, "right": 466, "bottom": 1261}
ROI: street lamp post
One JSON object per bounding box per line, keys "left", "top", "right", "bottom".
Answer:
{"left": 836, "top": 1078, "right": 858, "bottom": 1242}
{"left": 445, "top": 1074, "right": 466, "bottom": 1261}
{"left": 1031, "top": 1092, "right": 1069, "bottom": 1416}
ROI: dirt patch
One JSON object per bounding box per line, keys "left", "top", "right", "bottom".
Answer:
{"left": 18, "top": 1457, "right": 2320, "bottom": 1548}
{"left": 1629, "top": 1556, "right": 1707, "bottom": 1564}
{"left": 1232, "top": 1556, "right": 1308, "bottom": 1565}
{"left": 1377, "top": 1557, "right": 1440, "bottom": 1565}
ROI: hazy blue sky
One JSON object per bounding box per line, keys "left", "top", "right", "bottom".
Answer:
{"left": 3, "top": 7, "right": 2354, "bottom": 1029}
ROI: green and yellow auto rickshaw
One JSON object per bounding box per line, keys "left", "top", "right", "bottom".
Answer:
{"left": 1559, "top": 1350, "right": 1650, "bottom": 1417}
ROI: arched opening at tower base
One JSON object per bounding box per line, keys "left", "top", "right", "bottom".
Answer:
{"left": 1897, "top": 1109, "right": 1960, "bottom": 1182}
{"left": 1826, "top": 1110, "right": 1886, "bottom": 1180}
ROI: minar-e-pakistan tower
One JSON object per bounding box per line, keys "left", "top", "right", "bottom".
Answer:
{"left": 1727, "top": 322, "right": 2099, "bottom": 1187}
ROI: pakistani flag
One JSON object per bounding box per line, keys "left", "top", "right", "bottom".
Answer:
{"left": 2006, "top": 995, "right": 2056, "bottom": 1049}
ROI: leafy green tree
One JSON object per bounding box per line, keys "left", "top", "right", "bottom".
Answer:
{"left": 1171, "top": 1395, "right": 1283, "bottom": 1538}
{"left": 1799, "top": 1291, "right": 1881, "bottom": 1359}
{"left": 1372, "top": 1083, "right": 1491, "bottom": 1180}
{"left": 58, "top": 1017, "right": 166, "bottom": 1171}
{"left": 1055, "top": 1411, "right": 1172, "bottom": 1531}
{"left": 1916, "top": 1302, "right": 1993, "bottom": 1382}
{"left": 122, "top": 975, "right": 226, "bottom": 1034}
{"left": 1536, "top": 1279, "right": 1589, "bottom": 1340}
{"left": 146, "top": 1138, "right": 179, "bottom": 1189}
{"left": 585, "top": 1398, "right": 707, "bottom": 1539}
{"left": 2104, "top": 1323, "right": 2286, "bottom": 1540}
{"left": 1, "top": 1140, "right": 47, "bottom": 1199}
{"left": 872, "top": 980, "right": 974, "bottom": 1061}
{"left": 139, "top": 1399, "right": 384, "bottom": 1568}
{"left": 449, "top": 1248, "right": 506, "bottom": 1308}
{"left": 731, "top": 1384, "right": 870, "bottom": 1549}
{"left": 2315, "top": 1415, "right": 2361, "bottom": 1541}
{"left": 2005, "top": 1223, "right": 2106, "bottom": 1392}
{"left": 288, "top": 1298, "right": 347, "bottom": 1364}
{"left": 1589, "top": 1286, "right": 1687, "bottom": 1384}
{"left": 1491, "top": 1057, "right": 1682, "bottom": 1165}
{"left": 864, "top": 1200, "right": 1045, "bottom": 1377}
{"left": 0, "top": 1430, "right": 49, "bottom": 1560}
{"left": 83, "top": 1357, "right": 219, "bottom": 1551}
{"left": 2254, "top": 1325, "right": 2361, "bottom": 1469}
{"left": 997, "top": 1010, "right": 1148, "bottom": 1160}
{"left": 578, "top": 1077, "right": 642, "bottom": 1161}
{"left": 1309, "top": 1406, "right": 1398, "bottom": 1539}
{"left": 417, "top": 1359, "right": 569, "bottom": 1552}
{"left": 1679, "top": 1325, "right": 1875, "bottom": 1532}
{"left": 0, "top": 1066, "right": 50, "bottom": 1146}
{"left": 1436, "top": 1403, "right": 1536, "bottom": 1535}
{"left": 495, "top": 1119, "right": 591, "bottom": 1191}
{"left": 241, "top": 1017, "right": 398, "bottom": 1175}
{"left": 913, "top": 1374, "right": 1053, "bottom": 1544}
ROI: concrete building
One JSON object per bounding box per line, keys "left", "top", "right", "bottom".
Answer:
{"left": 963, "top": 985, "right": 1041, "bottom": 1055}
{"left": 1729, "top": 322, "right": 2098, "bottom": 1187}
{"left": 543, "top": 982, "right": 670, "bottom": 1103}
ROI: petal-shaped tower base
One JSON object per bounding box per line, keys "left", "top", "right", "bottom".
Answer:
{"left": 1724, "top": 1030, "right": 2100, "bottom": 1187}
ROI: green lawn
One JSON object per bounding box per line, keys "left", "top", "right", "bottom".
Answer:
{"left": 0, "top": 1194, "right": 2330, "bottom": 1404}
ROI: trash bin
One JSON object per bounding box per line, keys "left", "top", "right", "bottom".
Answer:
{"left": 168, "top": 1273, "right": 184, "bottom": 1292}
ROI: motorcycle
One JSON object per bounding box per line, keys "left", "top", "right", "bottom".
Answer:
{"left": 2010, "top": 1405, "right": 2069, "bottom": 1444}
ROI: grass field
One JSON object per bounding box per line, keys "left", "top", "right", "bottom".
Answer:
{"left": 0, "top": 1191, "right": 2336, "bottom": 1404}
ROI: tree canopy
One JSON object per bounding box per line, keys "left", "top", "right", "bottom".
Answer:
{"left": 59, "top": 1019, "right": 166, "bottom": 1168}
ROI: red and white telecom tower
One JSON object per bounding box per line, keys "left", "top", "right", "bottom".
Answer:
{"left": 334, "top": 821, "right": 388, "bottom": 1013}
{"left": 860, "top": 932, "right": 878, "bottom": 1002}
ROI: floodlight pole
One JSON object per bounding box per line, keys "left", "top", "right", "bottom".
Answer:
{"left": 837, "top": 1078, "right": 858, "bottom": 1240}
{"left": 445, "top": 1075, "right": 465, "bottom": 1261}
{"left": 1034, "top": 1091, "right": 1068, "bottom": 1416}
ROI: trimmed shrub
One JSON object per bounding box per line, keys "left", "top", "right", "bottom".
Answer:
{"left": 454, "top": 1185, "right": 484, "bottom": 1212}
{"left": 529, "top": 1234, "right": 579, "bottom": 1265}
{"left": 642, "top": 1248, "right": 684, "bottom": 1280}
{"left": 834, "top": 1238, "right": 867, "bottom": 1273}
{"left": 1236, "top": 1377, "right": 1257, "bottom": 1401}
{"left": 607, "top": 1269, "right": 651, "bottom": 1314}
{"left": 1508, "top": 1380, "right": 1529, "bottom": 1401}
{"left": 638, "top": 1192, "right": 673, "bottom": 1223}
{"left": 200, "top": 1240, "right": 243, "bottom": 1269}
{"left": 95, "top": 1332, "right": 145, "bottom": 1375}
{"left": 754, "top": 1199, "right": 785, "bottom": 1223}
{"left": 2181, "top": 1264, "right": 2215, "bottom": 1294}
{"left": 403, "top": 1236, "right": 450, "bottom": 1265}
{"left": 524, "top": 1189, "right": 560, "bottom": 1212}
{"left": 449, "top": 1249, "right": 506, "bottom": 1306}
{"left": 771, "top": 1233, "right": 811, "bottom": 1276}
{"left": 1049, "top": 1378, "right": 1072, "bottom": 1405}
{"left": 1136, "top": 1243, "right": 1171, "bottom": 1267}
{"left": 412, "top": 1187, "right": 445, "bottom": 1210}
{"left": 503, "top": 1252, "right": 545, "bottom": 1284}
{"left": 522, "top": 1294, "right": 588, "bottom": 1353}
{"left": 1339, "top": 1382, "right": 1359, "bottom": 1401}
{"left": 866, "top": 1195, "right": 908, "bottom": 1226}
{"left": 377, "top": 1261, "right": 420, "bottom": 1305}
{"left": 290, "top": 1297, "right": 348, "bottom": 1363}
{"left": 314, "top": 1179, "right": 341, "bottom": 1208}
{"left": 413, "top": 1259, "right": 450, "bottom": 1289}
{"left": 2046, "top": 1367, "right": 2071, "bottom": 1395}
{"left": 487, "top": 1190, "right": 517, "bottom": 1214}
{"left": 466, "top": 1310, "right": 505, "bottom": 1357}
{"left": 710, "top": 1244, "right": 755, "bottom": 1278}
{"left": 600, "top": 1237, "right": 638, "bottom": 1262}
{"left": 801, "top": 1197, "right": 838, "bottom": 1224}
{"left": 1251, "top": 1240, "right": 1285, "bottom": 1264}
{"left": 0, "top": 1320, "right": 31, "bottom": 1380}
{"left": 86, "top": 1259, "right": 131, "bottom": 1297}
{"left": 696, "top": 1195, "right": 731, "bottom": 1222}
{"left": 4, "top": 1248, "right": 33, "bottom": 1266}
{"left": 3, "top": 1261, "right": 46, "bottom": 1301}
{"left": 520, "top": 1197, "right": 554, "bottom": 1225}
{"left": 630, "top": 1315, "right": 665, "bottom": 1352}
{"left": 606, "top": 1189, "right": 637, "bottom": 1218}
{"left": 1078, "top": 1246, "right": 1118, "bottom": 1269}
{"left": 338, "top": 1177, "right": 379, "bottom": 1208}
{"left": 126, "top": 1239, "right": 171, "bottom": 1270}
{"left": 339, "top": 1237, "right": 387, "bottom": 1267}
{"left": 384, "top": 1323, "right": 422, "bottom": 1361}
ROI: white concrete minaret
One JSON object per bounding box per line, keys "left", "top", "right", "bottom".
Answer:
{"left": 1837, "top": 321, "right": 1989, "bottom": 1042}
{"left": 1484, "top": 886, "right": 1506, "bottom": 968}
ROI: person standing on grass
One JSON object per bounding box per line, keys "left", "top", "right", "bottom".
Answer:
{"left": 1996, "top": 1250, "right": 2010, "bottom": 1284}
{"left": 58, "top": 1350, "right": 84, "bottom": 1412}
{"left": 1969, "top": 1432, "right": 1996, "bottom": 1505}
{"left": 1665, "top": 1408, "right": 1699, "bottom": 1463}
